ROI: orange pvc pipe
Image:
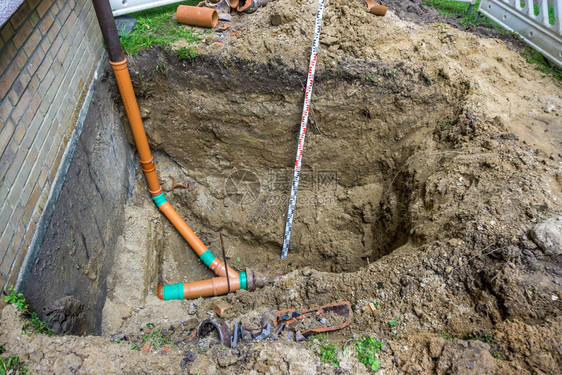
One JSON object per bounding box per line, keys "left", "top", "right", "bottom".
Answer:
{"left": 176, "top": 5, "right": 219, "bottom": 28}
{"left": 230, "top": 0, "right": 239, "bottom": 8}
{"left": 157, "top": 277, "right": 240, "bottom": 300}
{"left": 158, "top": 202, "right": 238, "bottom": 279}
{"left": 110, "top": 60, "right": 162, "bottom": 196}
{"left": 110, "top": 59, "right": 236, "bottom": 278}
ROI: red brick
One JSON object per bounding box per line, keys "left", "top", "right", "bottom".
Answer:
{"left": 23, "top": 29, "right": 42, "bottom": 57}
{"left": 0, "top": 119, "right": 15, "bottom": 156}
{"left": 0, "top": 42, "right": 17, "bottom": 73}
{"left": 12, "top": 20, "right": 33, "bottom": 49}
{"left": 0, "top": 99, "right": 13, "bottom": 123}
{"left": 37, "top": 0, "right": 52, "bottom": 17}
{"left": 39, "top": 10, "right": 55, "bottom": 36}
{"left": 0, "top": 63, "right": 19, "bottom": 99}
{"left": 27, "top": 50, "right": 45, "bottom": 76}
{"left": 29, "top": 11, "right": 40, "bottom": 28}
{"left": 13, "top": 123, "right": 26, "bottom": 145}
{"left": 10, "top": 89, "right": 32, "bottom": 123}
{"left": 0, "top": 22, "right": 15, "bottom": 44}
{"left": 9, "top": 2, "right": 31, "bottom": 30}
{"left": 6, "top": 242, "right": 29, "bottom": 290}
{"left": 46, "top": 18, "right": 61, "bottom": 43}
{"left": 22, "top": 185, "right": 41, "bottom": 224}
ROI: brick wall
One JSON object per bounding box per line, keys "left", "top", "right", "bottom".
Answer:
{"left": 0, "top": 0, "right": 103, "bottom": 293}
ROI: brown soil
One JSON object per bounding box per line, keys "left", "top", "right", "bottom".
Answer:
{"left": 1, "top": 0, "right": 561, "bottom": 374}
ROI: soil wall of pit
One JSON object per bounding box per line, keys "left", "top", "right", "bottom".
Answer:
{"left": 126, "top": 51, "right": 469, "bottom": 273}
{"left": 23, "top": 73, "right": 135, "bottom": 334}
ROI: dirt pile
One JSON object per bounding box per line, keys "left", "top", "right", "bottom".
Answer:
{"left": 0, "top": 0, "right": 561, "bottom": 373}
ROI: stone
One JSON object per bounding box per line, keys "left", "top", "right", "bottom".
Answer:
{"left": 42, "top": 296, "right": 88, "bottom": 336}
{"left": 530, "top": 216, "right": 562, "bottom": 256}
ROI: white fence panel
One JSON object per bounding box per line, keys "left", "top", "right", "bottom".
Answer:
{"left": 478, "top": 0, "right": 562, "bottom": 67}
{"left": 110, "top": 0, "right": 185, "bottom": 17}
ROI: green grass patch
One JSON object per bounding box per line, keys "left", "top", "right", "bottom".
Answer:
{"left": 142, "top": 327, "right": 173, "bottom": 349}
{"left": 0, "top": 355, "right": 28, "bottom": 375}
{"left": 4, "top": 286, "right": 56, "bottom": 336}
{"left": 422, "top": 0, "right": 561, "bottom": 81}
{"left": 309, "top": 334, "right": 340, "bottom": 367}
{"left": 422, "top": 0, "right": 502, "bottom": 28}
{"left": 119, "top": 1, "right": 202, "bottom": 56}
{"left": 353, "top": 336, "right": 384, "bottom": 372}
{"left": 522, "top": 47, "right": 562, "bottom": 80}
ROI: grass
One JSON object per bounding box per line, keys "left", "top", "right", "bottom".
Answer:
{"left": 4, "top": 286, "right": 56, "bottom": 336}
{"left": 119, "top": 0, "right": 202, "bottom": 56}
{"left": 0, "top": 355, "right": 28, "bottom": 375}
{"left": 309, "top": 334, "right": 339, "bottom": 367}
{"left": 352, "top": 336, "right": 384, "bottom": 372}
{"left": 422, "top": 0, "right": 561, "bottom": 81}
{"left": 309, "top": 334, "right": 385, "bottom": 372}
{"left": 142, "top": 327, "right": 173, "bottom": 349}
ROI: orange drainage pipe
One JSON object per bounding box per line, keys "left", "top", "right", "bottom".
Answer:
{"left": 157, "top": 269, "right": 264, "bottom": 300}
{"left": 176, "top": 5, "right": 219, "bottom": 28}
{"left": 92, "top": 0, "right": 256, "bottom": 302}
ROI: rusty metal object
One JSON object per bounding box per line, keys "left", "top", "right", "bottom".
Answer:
{"left": 197, "top": 318, "right": 232, "bottom": 347}
{"left": 273, "top": 301, "right": 353, "bottom": 337}
{"left": 172, "top": 179, "right": 189, "bottom": 194}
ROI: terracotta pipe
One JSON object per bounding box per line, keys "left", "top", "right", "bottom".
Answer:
{"left": 364, "top": 0, "right": 387, "bottom": 16}
{"left": 237, "top": 0, "right": 274, "bottom": 13}
{"left": 229, "top": 0, "right": 239, "bottom": 8}
{"left": 176, "top": 5, "right": 219, "bottom": 28}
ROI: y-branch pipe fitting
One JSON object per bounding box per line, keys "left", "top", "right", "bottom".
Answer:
{"left": 92, "top": 0, "right": 262, "bottom": 301}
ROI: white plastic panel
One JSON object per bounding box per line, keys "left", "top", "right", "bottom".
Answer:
{"left": 478, "top": 0, "right": 562, "bottom": 67}
{"left": 110, "top": 0, "right": 187, "bottom": 17}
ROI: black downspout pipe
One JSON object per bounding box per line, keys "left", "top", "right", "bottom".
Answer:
{"left": 91, "top": 0, "right": 124, "bottom": 63}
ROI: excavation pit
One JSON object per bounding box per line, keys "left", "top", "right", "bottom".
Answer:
{"left": 126, "top": 50, "right": 468, "bottom": 281}
{"left": 8, "top": 0, "right": 562, "bottom": 372}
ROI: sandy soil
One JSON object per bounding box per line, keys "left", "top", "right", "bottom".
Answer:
{"left": 1, "top": 0, "right": 561, "bottom": 374}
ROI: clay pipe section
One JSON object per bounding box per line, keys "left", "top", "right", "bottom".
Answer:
{"left": 237, "top": 0, "right": 274, "bottom": 13}
{"left": 364, "top": 0, "right": 387, "bottom": 16}
{"left": 176, "top": 5, "right": 219, "bottom": 28}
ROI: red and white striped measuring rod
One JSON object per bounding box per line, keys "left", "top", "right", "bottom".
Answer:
{"left": 281, "top": 0, "right": 326, "bottom": 260}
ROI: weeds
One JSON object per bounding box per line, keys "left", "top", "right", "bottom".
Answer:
{"left": 388, "top": 316, "right": 402, "bottom": 327}
{"left": 522, "top": 47, "right": 562, "bottom": 80}
{"left": 492, "top": 350, "right": 505, "bottom": 360}
{"left": 463, "top": 331, "right": 494, "bottom": 344}
{"left": 4, "top": 286, "right": 55, "bottom": 336}
{"left": 309, "top": 334, "right": 339, "bottom": 367}
{"left": 119, "top": 0, "right": 201, "bottom": 56}
{"left": 353, "top": 336, "right": 384, "bottom": 372}
{"left": 176, "top": 46, "right": 199, "bottom": 61}
{"left": 0, "top": 355, "right": 28, "bottom": 375}
{"left": 142, "top": 328, "right": 173, "bottom": 349}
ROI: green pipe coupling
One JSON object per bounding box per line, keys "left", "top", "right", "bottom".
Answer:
{"left": 162, "top": 282, "right": 185, "bottom": 300}
{"left": 200, "top": 250, "right": 216, "bottom": 267}
{"left": 152, "top": 192, "right": 167, "bottom": 208}
{"left": 239, "top": 271, "right": 247, "bottom": 290}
